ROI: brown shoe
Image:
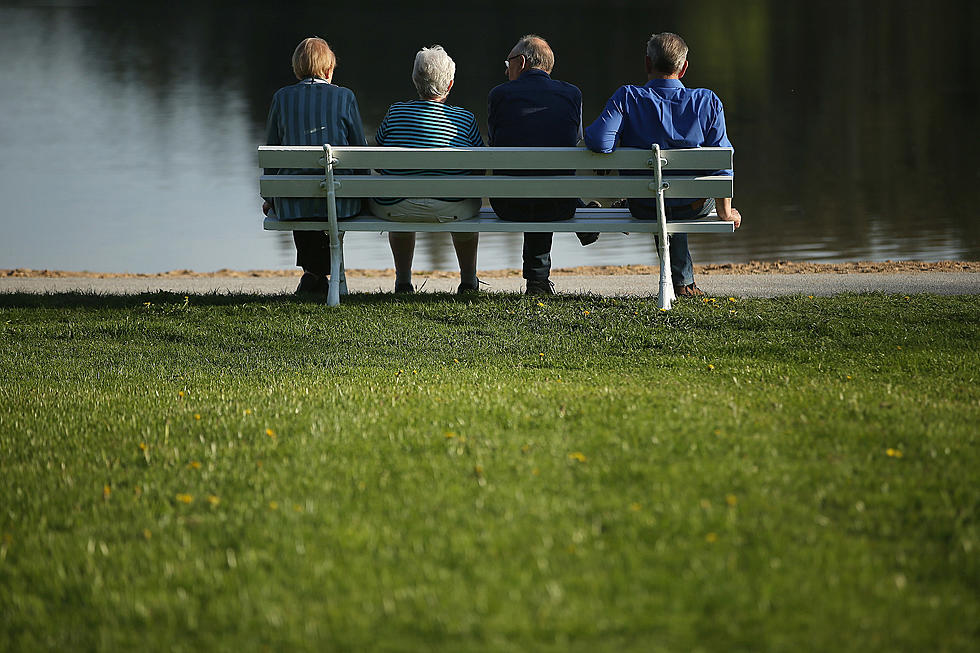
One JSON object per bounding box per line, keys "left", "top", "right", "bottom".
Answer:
{"left": 526, "top": 279, "right": 555, "bottom": 296}
{"left": 674, "top": 283, "right": 705, "bottom": 298}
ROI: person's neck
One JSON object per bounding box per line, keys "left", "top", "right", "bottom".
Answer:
{"left": 647, "top": 73, "right": 681, "bottom": 81}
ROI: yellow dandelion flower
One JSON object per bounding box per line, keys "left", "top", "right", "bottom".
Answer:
{"left": 705, "top": 532, "right": 718, "bottom": 543}
{"left": 188, "top": 461, "right": 201, "bottom": 470}
{"left": 630, "top": 503, "right": 642, "bottom": 512}
{"left": 102, "top": 484, "right": 111, "bottom": 499}
{"left": 537, "top": 302, "right": 545, "bottom": 307}
{"left": 583, "top": 310, "right": 590, "bottom": 316}
{"left": 808, "top": 295, "right": 814, "bottom": 299}
{"left": 178, "top": 391, "right": 185, "bottom": 398}
{"left": 539, "top": 352, "right": 545, "bottom": 357}
{"left": 244, "top": 409, "right": 252, "bottom": 415}
{"left": 896, "top": 346, "right": 902, "bottom": 350}
{"left": 193, "top": 413, "right": 201, "bottom": 420}
{"left": 444, "top": 431, "right": 457, "bottom": 439}
{"left": 268, "top": 501, "right": 278, "bottom": 510}
{"left": 532, "top": 468, "right": 540, "bottom": 476}
{"left": 521, "top": 444, "right": 531, "bottom": 453}
{"left": 728, "top": 297, "right": 736, "bottom": 302}
{"left": 207, "top": 495, "right": 220, "bottom": 506}
{"left": 474, "top": 464, "right": 484, "bottom": 476}
{"left": 726, "top": 494, "right": 738, "bottom": 507}
{"left": 265, "top": 428, "right": 276, "bottom": 438}
{"left": 886, "top": 448, "right": 903, "bottom": 458}
{"left": 176, "top": 493, "right": 193, "bottom": 504}
{"left": 714, "top": 429, "right": 722, "bottom": 436}
{"left": 142, "top": 529, "right": 152, "bottom": 540}
{"left": 708, "top": 364, "right": 715, "bottom": 370}
{"left": 846, "top": 375, "right": 852, "bottom": 380}
{"left": 138, "top": 442, "right": 147, "bottom": 451}
{"left": 143, "top": 301, "right": 152, "bottom": 307}
{"left": 568, "top": 452, "right": 587, "bottom": 463}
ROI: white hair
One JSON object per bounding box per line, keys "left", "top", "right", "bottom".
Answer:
{"left": 412, "top": 45, "right": 455, "bottom": 100}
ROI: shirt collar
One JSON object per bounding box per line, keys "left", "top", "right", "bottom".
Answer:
{"left": 300, "top": 77, "right": 331, "bottom": 84}
{"left": 519, "top": 68, "right": 552, "bottom": 80}
{"left": 644, "top": 78, "right": 685, "bottom": 89}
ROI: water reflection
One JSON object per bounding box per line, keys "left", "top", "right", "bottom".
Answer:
{"left": 0, "top": 0, "right": 977, "bottom": 274}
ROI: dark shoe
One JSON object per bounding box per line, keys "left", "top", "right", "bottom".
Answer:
{"left": 611, "top": 198, "right": 628, "bottom": 209}
{"left": 296, "top": 272, "right": 326, "bottom": 295}
{"left": 526, "top": 279, "right": 555, "bottom": 296}
{"left": 674, "top": 283, "right": 705, "bottom": 298}
{"left": 457, "top": 279, "right": 481, "bottom": 295}
{"left": 576, "top": 232, "right": 599, "bottom": 246}
{"left": 394, "top": 282, "right": 415, "bottom": 294}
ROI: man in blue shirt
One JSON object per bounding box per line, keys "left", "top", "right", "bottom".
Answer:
{"left": 585, "top": 32, "right": 742, "bottom": 297}
{"left": 488, "top": 35, "right": 597, "bottom": 295}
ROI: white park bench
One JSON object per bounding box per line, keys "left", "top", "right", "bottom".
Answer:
{"left": 258, "top": 145, "right": 734, "bottom": 308}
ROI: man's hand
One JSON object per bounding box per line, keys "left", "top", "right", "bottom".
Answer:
{"left": 715, "top": 199, "right": 741, "bottom": 230}
{"left": 262, "top": 200, "right": 272, "bottom": 216}
{"left": 723, "top": 207, "right": 741, "bottom": 229}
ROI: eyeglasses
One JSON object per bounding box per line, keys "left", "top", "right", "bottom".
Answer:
{"left": 504, "top": 54, "right": 523, "bottom": 70}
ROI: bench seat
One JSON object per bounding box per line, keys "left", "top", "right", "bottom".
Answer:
{"left": 264, "top": 207, "right": 735, "bottom": 234}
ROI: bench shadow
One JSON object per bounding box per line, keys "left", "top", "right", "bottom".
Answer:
{"left": 0, "top": 289, "right": 547, "bottom": 310}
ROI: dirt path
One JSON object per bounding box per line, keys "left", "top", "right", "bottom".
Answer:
{"left": 4, "top": 260, "right": 977, "bottom": 280}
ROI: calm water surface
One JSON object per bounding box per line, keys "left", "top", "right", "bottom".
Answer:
{"left": 1, "top": 0, "right": 977, "bottom": 273}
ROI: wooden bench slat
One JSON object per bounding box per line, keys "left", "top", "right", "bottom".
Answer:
{"left": 263, "top": 209, "right": 735, "bottom": 234}
{"left": 259, "top": 174, "right": 733, "bottom": 199}
{"left": 258, "top": 146, "right": 734, "bottom": 171}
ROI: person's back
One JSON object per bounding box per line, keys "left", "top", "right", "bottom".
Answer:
{"left": 368, "top": 46, "right": 484, "bottom": 295}
{"left": 487, "top": 35, "right": 593, "bottom": 295}
{"left": 262, "top": 37, "right": 367, "bottom": 297}
{"left": 584, "top": 31, "right": 741, "bottom": 298}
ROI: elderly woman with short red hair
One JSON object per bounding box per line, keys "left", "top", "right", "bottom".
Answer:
{"left": 262, "top": 37, "right": 368, "bottom": 296}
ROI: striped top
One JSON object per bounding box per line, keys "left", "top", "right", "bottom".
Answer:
{"left": 264, "top": 78, "right": 367, "bottom": 219}
{"left": 374, "top": 100, "right": 484, "bottom": 205}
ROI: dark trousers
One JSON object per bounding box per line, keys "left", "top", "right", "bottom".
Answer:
{"left": 491, "top": 198, "right": 578, "bottom": 281}
{"left": 293, "top": 230, "right": 333, "bottom": 278}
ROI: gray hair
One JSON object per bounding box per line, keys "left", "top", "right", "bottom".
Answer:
{"left": 511, "top": 34, "right": 554, "bottom": 73}
{"left": 646, "top": 32, "right": 688, "bottom": 75}
{"left": 412, "top": 45, "right": 456, "bottom": 99}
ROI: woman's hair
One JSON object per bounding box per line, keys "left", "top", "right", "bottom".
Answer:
{"left": 292, "top": 37, "right": 337, "bottom": 80}
{"left": 412, "top": 45, "right": 455, "bottom": 100}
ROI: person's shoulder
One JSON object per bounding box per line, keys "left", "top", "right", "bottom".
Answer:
{"left": 443, "top": 103, "right": 478, "bottom": 119}
{"left": 686, "top": 86, "right": 723, "bottom": 102}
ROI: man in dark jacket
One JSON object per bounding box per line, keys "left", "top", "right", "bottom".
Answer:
{"left": 488, "top": 35, "right": 596, "bottom": 295}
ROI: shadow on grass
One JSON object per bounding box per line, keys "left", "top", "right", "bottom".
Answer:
{"left": 0, "top": 289, "right": 567, "bottom": 310}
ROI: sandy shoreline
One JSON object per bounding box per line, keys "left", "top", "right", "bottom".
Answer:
{"left": 3, "top": 260, "right": 977, "bottom": 280}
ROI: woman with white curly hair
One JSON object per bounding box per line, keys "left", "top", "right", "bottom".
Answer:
{"left": 370, "top": 45, "right": 484, "bottom": 295}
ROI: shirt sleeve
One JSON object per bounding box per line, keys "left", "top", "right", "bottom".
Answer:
{"left": 467, "top": 113, "right": 484, "bottom": 147}
{"left": 263, "top": 93, "right": 281, "bottom": 200}
{"left": 487, "top": 88, "right": 499, "bottom": 147}
{"left": 703, "top": 92, "right": 733, "bottom": 176}
{"left": 374, "top": 109, "right": 388, "bottom": 146}
{"left": 584, "top": 87, "right": 625, "bottom": 153}
{"left": 345, "top": 92, "right": 368, "bottom": 147}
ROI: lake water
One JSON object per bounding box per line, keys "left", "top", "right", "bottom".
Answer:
{"left": 1, "top": 0, "right": 977, "bottom": 273}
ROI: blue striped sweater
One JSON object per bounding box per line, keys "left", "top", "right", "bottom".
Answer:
{"left": 374, "top": 100, "right": 484, "bottom": 205}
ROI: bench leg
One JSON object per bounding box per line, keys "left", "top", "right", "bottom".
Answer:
{"left": 657, "top": 234, "right": 674, "bottom": 310}
{"left": 338, "top": 233, "right": 348, "bottom": 296}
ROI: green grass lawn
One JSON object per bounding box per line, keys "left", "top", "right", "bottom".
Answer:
{"left": 1, "top": 291, "right": 978, "bottom": 651}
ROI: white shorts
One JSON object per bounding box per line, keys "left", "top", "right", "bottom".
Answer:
{"left": 368, "top": 197, "right": 482, "bottom": 223}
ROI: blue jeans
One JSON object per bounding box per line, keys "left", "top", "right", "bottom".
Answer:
{"left": 631, "top": 198, "right": 715, "bottom": 287}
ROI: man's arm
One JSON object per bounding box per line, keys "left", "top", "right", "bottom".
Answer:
{"left": 584, "top": 89, "right": 624, "bottom": 153}
{"left": 704, "top": 93, "right": 739, "bottom": 228}
{"left": 262, "top": 94, "right": 281, "bottom": 213}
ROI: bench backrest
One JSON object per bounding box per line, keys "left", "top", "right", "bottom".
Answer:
{"left": 258, "top": 146, "right": 733, "bottom": 201}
